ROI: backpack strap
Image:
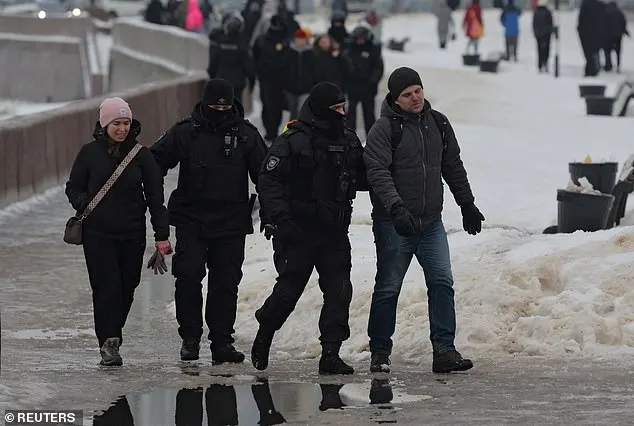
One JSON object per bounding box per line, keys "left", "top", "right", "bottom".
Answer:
{"left": 388, "top": 116, "right": 404, "bottom": 151}
{"left": 430, "top": 110, "right": 449, "bottom": 152}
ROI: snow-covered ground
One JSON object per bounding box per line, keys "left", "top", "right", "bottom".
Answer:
{"left": 166, "top": 10, "right": 634, "bottom": 366}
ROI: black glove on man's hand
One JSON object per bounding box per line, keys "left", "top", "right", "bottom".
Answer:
{"left": 276, "top": 220, "right": 305, "bottom": 245}
{"left": 391, "top": 203, "right": 418, "bottom": 237}
{"left": 461, "top": 203, "right": 485, "bottom": 235}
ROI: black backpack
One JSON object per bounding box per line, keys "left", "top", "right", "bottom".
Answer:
{"left": 388, "top": 110, "right": 449, "bottom": 152}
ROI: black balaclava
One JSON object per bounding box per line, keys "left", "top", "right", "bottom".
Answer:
{"left": 308, "top": 82, "right": 346, "bottom": 134}
{"left": 268, "top": 14, "right": 286, "bottom": 38}
{"left": 201, "top": 78, "right": 234, "bottom": 123}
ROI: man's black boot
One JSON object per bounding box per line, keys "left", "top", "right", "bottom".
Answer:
{"left": 251, "top": 327, "right": 274, "bottom": 371}
{"left": 211, "top": 343, "right": 245, "bottom": 364}
{"left": 370, "top": 352, "right": 391, "bottom": 373}
{"left": 432, "top": 350, "right": 473, "bottom": 373}
{"left": 318, "top": 343, "right": 354, "bottom": 375}
{"left": 180, "top": 338, "right": 200, "bottom": 361}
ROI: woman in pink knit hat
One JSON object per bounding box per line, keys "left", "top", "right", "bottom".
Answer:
{"left": 65, "top": 97, "right": 172, "bottom": 367}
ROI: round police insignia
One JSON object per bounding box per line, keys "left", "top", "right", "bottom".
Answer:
{"left": 266, "top": 156, "right": 280, "bottom": 171}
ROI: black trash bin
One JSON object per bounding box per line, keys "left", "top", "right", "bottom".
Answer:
{"left": 578, "top": 84, "right": 606, "bottom": 97}
{"left": 585, "top": 96, "right": 615, "bottom": 116}
{"left": 569, "top": 162, "right": 618, "bottom": 194}
{"left": 462, "top": 54, "right": 480, "bottom": 66}
{"left": 557, "top": 189, "right": 615, "bottom": 233}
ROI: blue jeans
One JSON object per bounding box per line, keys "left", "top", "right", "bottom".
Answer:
{"left": 368, "top": 217, "right": 456, "bottom": 355}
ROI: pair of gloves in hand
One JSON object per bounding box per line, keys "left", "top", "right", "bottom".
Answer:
{"left": 146, "top": 240, "right": 173, "bottom": 275}
{"left": 391, "top": 203, "right": 485, "bottom": 237}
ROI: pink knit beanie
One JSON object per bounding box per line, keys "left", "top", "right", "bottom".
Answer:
{"left": 99, "top": 97, "right": 132, "bottom": 127}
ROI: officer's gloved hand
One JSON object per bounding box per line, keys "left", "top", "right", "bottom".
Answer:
{"left": 275, "top": 220, "right": 305, "bottom": 245}
{"left": 316, "top": 200, "right": 350, "bottom": 229}
{"left": 146, "top": 249, "right": 169, "bottom": 275}
{"left": 461, "top": 203, "right": 485, "bottom": 235}
{"left": 391, "top": 203, "right": 418, "bottom": 237}
{"left": 155, "top": 240, "right": 173, "bottom": 256}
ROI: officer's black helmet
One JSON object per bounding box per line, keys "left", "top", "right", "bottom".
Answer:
{"left": 223, "top": 11, "right": 245, "bottom": 34}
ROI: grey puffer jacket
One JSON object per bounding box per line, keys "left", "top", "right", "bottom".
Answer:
{"left": 364, "top": 96, "right": 475, "bottom": 223}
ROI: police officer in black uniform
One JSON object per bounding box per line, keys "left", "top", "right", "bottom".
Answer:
{"left": 207, "top": 11, "right": 256, "bottom": 102}
{"left": 150, "top": 79, "right": 267, "bottom": 363}
{"left": 251, "top": 82, "right": 368, "bottom": 375}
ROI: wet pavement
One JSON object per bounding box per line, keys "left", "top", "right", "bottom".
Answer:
{"left": 92, "top": 378, "right": 413, "bottom": 425}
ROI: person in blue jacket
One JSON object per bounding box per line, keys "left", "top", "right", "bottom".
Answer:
{"left": 501, "top": 0, "right": 521, "bottom": 62}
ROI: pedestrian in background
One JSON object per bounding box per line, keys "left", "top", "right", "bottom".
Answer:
{"left": 463, "top": 0, "right": 483, "bottom": 54}
{"left": 533, "top": 0, "right": 554, "bottom": 73}
{"left": 501, "top": 0, "right": 521, "bottom": 61}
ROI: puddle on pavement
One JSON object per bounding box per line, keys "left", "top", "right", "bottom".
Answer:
{"left": 92, "top": 378, "right": 431, "bottom": 425}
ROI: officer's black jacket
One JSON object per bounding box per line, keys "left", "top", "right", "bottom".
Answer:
{"left": 258, "top": 102, "right": 368, "bottom": 232}
{"left": 208, "top": 32, "right": 256, "bottom": 90}
{"left": 150, "top": 100, "right": 267, "bottom": 237}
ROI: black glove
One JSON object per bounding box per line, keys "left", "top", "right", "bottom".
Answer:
{"left": 275, "top": 220, "right": 305, "bottom": 245}
{"left": 146, "top": 249, "right": 168, "bottom": 275}
{"left": 316, "top": 200, "right": 351, "bottom": 230}
{"left": 391, "top": 203, "right": 418, "bottom": 237}
{"left": 461, "top": 203, "right": 485, "bottom": 235}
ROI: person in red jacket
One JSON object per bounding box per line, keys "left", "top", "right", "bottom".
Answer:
{"left": 463, "top": 0, "right": 483, "bottom": 54}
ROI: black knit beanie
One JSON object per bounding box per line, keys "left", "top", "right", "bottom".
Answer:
{"left": 202, "top": 79, "right": 234, "bottom": 106}
{"left": 388, "top": 67, "right": 423, "bottom": 100}
{"left": 308, "top": 82, "right": 346, "bottom": 120}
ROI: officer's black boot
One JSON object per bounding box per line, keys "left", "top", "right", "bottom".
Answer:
{"left": 432, "top": 350, "right": 473, "bottom": 373}
{"left": 318, "top": 342, "right": 354, "bottom": 375}
{"left": 211, "top": 343, "right": 245, "bottom": 364}
{"left": 180, "top": 338, "right": 200, "bottom": 361}
{"left": 251, "top": 327, "right": 275, "bottom": 371}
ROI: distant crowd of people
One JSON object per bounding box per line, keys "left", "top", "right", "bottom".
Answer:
{"left": 204, "top": 1, "right": 384, "bottom": 142}
{"left": 434, "top": 0, "right": 630, "bottom": 76}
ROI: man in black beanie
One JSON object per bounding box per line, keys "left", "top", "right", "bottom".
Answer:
{"left": 251, "top": 82, "right": 368, "bottom": 375}
{"left": 150, "top": 78, "right": 267, "bottom": 363}
{"left": 364, "top": 67, "right": 484, "bottom": 374}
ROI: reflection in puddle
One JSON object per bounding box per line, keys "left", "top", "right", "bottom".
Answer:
{"left": 92, "top": 378, "right": 429, "bottom": 425}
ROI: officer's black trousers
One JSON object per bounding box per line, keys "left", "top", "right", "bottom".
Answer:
{"left": 259, "top": 78, "right": 284, "bottom": 140}
{"left": 82, "top": 233, "right": 146, "bottom": 348}
{"left": 347, "top": 95, "right": 376, "bottom": 135}
{"left": 255, "top": 232, "right": 353, "bottom": 344}
{"left": 173, "top": 226, "right": 245, "bottom": 345}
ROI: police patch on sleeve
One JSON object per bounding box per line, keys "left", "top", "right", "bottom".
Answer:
{"left": 266, "top": 156, "right": 280, "bottom": 171}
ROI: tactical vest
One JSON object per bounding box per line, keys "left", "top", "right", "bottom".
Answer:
{"left": 286, "top": 125, "right": 362, "bottom": 204}
{"left": 183, "top": 118, "right": 250, "bottom": 202}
